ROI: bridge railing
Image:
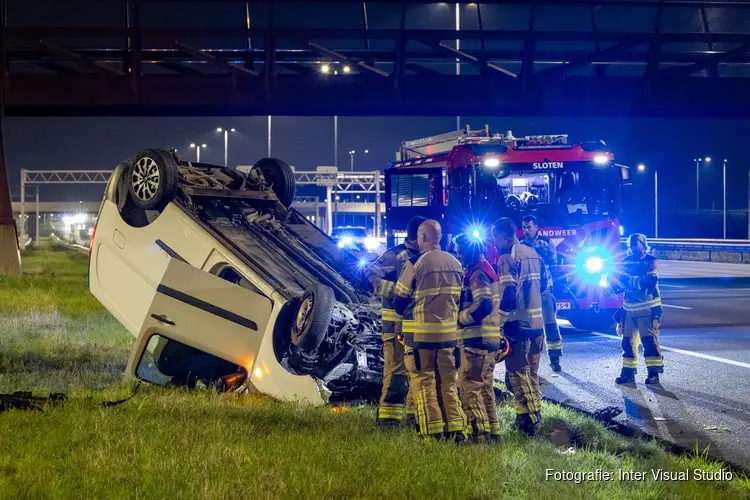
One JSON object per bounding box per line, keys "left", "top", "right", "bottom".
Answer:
{"left": 621, "top": 238, "right": 750, "bottom": 264}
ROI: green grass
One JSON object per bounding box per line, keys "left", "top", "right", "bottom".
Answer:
{"left": 1, "top": 248, "right": 748, "bottom": 499}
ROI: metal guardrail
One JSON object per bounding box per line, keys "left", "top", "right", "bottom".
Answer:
{"left": 621, "top": 238, "right": 750, "bottom": 262}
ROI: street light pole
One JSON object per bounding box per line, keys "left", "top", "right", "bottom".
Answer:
{"left": 695, "top": 158, "right": 700, "bottom": 210}
{"left": 217, "top": 127, "right": 236, "bottom": 167}
{"left": 349, "top": 150, "right": 355, "bottom": 171}
{"left": 190, "top": 143, "right": 207, "bottom": 163}
{"left": 723, "top": 159, "right": 727, "bottom": 239}
{"left": 654, "top": 168, "right": 659, "bottom": 239}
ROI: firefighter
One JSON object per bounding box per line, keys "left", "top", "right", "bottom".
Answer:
{"left": 365, "top": 216, "right": 426, "bottom": 429}
{"left": 492, "top": 217, "right": 546, "bottom": 436}
{"left": 394, "top": 220, "right": 467, "bottom": 442}
{"left": 521, "top": 215, "right": 563, "bottom": 372}
{"left": 453, "top": 233, "right": 501, "bottom": 442}
{"left": 612, "top": 233, "right": 664, "bottom": 385}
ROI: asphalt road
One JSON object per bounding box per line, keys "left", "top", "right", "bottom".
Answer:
{"left": 496, "top": 260, "right": 750, "bottom": 470}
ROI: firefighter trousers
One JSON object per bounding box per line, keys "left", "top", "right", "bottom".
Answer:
{"left": 405, "top": 346, "right": 466, "bottom": 437}
{"left": 542, "top": 292, "right": 562, "bottom": 359}
{"left": 458, "top": 345, "right": 499, "bottom": 436}
{"left": 378, "top": 337, "right": 410, "bottom": 422}
{"left": 620, "top": 314, "right": 664, "bottom": 375}
{"left": 503, "top": 322, "right": 543, "bottom": 424}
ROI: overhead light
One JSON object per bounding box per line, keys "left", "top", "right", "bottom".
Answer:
{"left": 593, "top": 155, "right": 609, "bottom": 165}
{"left": 637, "top": 163, "right": 645, "bottom": 172}
{"left": 705, "top": 157, "right": 712, "bottom": 163}
{"left": 343, "top": 65, "right": 351, "bottom": 73}
{"left": 217, "top": 127, "right": 223, "bottom": 132}
{"left": 190, "top": 143, "right": 196, "bottom": 148}
{"left": 201, "top": 143, "right": 207, "bottom": 148}
{"left": 364, "top": 149, "right": 369, "bottom": 154}
{"left": 483, "top": 157, "right": 500, "bottom": 168}
{"left": 321, "top": 64, "right": 330, "bottom": 74}
{"left": 231, "top": 128, "right": 236, "bottom": 132}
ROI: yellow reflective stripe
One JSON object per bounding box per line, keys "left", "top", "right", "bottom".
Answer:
{"left": 546, "top": 341, "right": 563, "bottom": 350}
{"left": 402, "top": 320, "right": 458, "bottom": 333}
{"left": 472, "top": 287, "right": 492, "bottom": 299}
{"left": 458, "top": 309, "right": 473, "bottom": 326}
{"left": 379, "top": 280, "right": 395, "bottom": 297}
{"left": 622, "top": 358, "right": 638, "bottom": 368}
{"left": 623, "top": 298, "right": 662, "bottom": 311}
{"left": 519, "top": 273, "right": 541, "bottom": 281}
{"left": 382, "top": 309, "right": 403, "bottom": 322}
{"left": 645, "top": 357, "right": 663, "bottom": 366}
{"left": 414, "top": 286, "right": 462, "bottom": 300}
{"left": 427, "top": 420, "right": 445, "bottom": 435}
{"left": 497, "top": 275, "right": 515, "bottom": 284}
{"left": 394, "top": 281, "right": 412, "bottom": 297}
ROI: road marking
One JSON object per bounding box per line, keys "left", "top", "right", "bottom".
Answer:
{"left": 591, "top": 332, "right": 750, "bottom": 369}
{"left": 662, "top": 304, "right": 693, "bottom": 310}
{"left": 659, "top": 284, "right": 686, "bottom": 288}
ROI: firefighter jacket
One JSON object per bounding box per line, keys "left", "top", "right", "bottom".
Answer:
{"left": 508, "top": 243, "right": 546, "bottom": 332}
{"left": 521, "top": 233, "right": 557, "bottom": 293}
{"left": 365, "top": 243, "right": 420, "bottom": 339}
{"left": 457, "top": 260, "right": 501, "bottom": 350}
{"left": 495, "top": 253, "right": 519, "bottom": 330}
{"left": 613, "top": 254, "right": 663, "bottom": 318}
{"left": 393, "top": 249, "right": 464, "bottom": 349}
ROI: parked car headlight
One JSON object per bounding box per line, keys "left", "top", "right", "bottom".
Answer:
{"left": 364, "top": 237, "right": 379, "bottom": 251}
{"left": 337, "top": 236, "right": 354, "bottom": 248}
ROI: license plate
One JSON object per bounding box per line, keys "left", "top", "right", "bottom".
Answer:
{"left": 556, "top": 301, "right": 571, "bottom": 310}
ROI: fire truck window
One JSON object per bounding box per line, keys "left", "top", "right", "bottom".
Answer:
{"left": 391, "top": 174, "right": 431, "bottom": 207}
{"left": 497, "top": 173, "right": 551, "bottom": 207}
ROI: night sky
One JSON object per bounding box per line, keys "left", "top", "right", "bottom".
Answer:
{"left": 6, "top": 114, "right": 750, "bottom": 214}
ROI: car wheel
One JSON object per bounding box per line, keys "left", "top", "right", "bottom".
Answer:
{"left": 567, "top": 309, "right": 617, "bottom": 333}
{"left": 128, "top": 149, "right": 180, "bottom": 211}
{"left": 254, "top": 158, "right": 295, "bottom": 208}
{"left": 291, "top": 283, "right": 334, "bottom": 352}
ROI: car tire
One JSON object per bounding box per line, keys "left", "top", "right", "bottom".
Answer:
{"left": 128, "top": 149, "right": 180, "bottom": 211}
{"left": 567, "top": 309, "right": 617, "bottom": 333}
{"left": 291, "top": 283, "right": 334, "bottom": 352}
{"left": 254, "top": 158, "right": 295, "bottom": 208}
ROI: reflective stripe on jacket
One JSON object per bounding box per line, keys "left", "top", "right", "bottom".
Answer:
{"left": 521, "top": 234, "right": 556, "bottom": 293}
{"left": 458, "top": 261, "right": 501, "bottom": 349}
{"left": 510, "top": 243, "right": 545, "bottom": 332}
{"left": 617, "top": 254, "right": 663, "bottom": 318}
{"left": 365, "top": 243, "right": 419, "bottom": 338}
{"left": 394, "top": 249, "right": 464, "bottom": 348}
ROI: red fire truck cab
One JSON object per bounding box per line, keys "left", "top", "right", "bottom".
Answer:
{"left": 384, "top": 125, "right": 632, "bottom": 332}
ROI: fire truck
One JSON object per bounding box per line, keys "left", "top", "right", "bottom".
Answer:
{"left": 384, "top": 125, "right": 632, "bottom": 332}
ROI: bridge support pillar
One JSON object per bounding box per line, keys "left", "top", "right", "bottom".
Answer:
{"left": 0, "top": 122, "right": 21, "bottom": 275}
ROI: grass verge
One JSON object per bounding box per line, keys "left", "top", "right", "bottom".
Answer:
{"left": 1, "top": 248, "right": 748, "bottom": 499}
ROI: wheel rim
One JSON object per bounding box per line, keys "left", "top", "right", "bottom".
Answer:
{"left": 131, "top": 157, "right": 161, "bottom": 202}
{"left": 294, "top": 294, "right": 314, "bottom": 336}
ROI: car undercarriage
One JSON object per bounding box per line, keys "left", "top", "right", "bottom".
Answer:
{"left": 114, "top": 149, "right": 385, "bottom": 402}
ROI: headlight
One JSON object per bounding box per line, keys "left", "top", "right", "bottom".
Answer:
{"left": 337, "top": 236, "right": 354, "bottom": 248}
{"left": 585, "top": 256, "right": 604, "bottom": 273}
{"left": 593, "top": 155, "right": 609, "bottom": 166}
{"left": 483, "top": 157, "right": 500, "bottom": 168}
{"left": 364, "top": 237, "right": 379, "bottom": 251}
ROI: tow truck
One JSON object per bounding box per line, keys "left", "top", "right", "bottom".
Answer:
{"left": 384, "top": 126, "right": 631, "bottom": 332}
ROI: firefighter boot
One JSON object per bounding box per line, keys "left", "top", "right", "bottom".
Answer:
{"left": 444, "top": 431, "right": 467, "bottom": 445}
{"left": 515, "top": 414, "right": 537, "bottom": 437}
{"left": 645, "top": 373, "right": 660, "bottom": 385}
{"left": 487, "top": 433, "right": 502, "bottom": 445}
{"left": 549, "top": 356, "right": 562, "bottom": 373}
{"left": 615, "top": 368, "right": 636, "bottom": 385}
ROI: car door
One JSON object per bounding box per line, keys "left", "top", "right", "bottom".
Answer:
{"left": 126, "top": 256, "right": 273, "bottom": 382}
